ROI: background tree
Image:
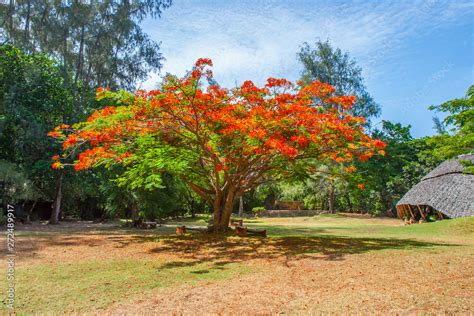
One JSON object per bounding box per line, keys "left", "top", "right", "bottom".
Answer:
{"left": 347, "top": 121, "right": 441, "bottom": 214}
{"left": 296, "top": 40, "right": 382, "bottom": 212}
{"left": 97, "top": 172, "right": 192, "bottom": 224}
{"left": 1, "top": 0, "right": 171, "bottom": 107}
{"left": 255, "top": 121, "right": 441, "bottom": 215}
{"left": 50, "top": 58, "right": 385, "bottom": 231}
{"left": 0, "top": 160, "right": 39, "bottom": 221}
{"left": 298, "top": 40, "right": 380, "bottom": 124}
{"left": 0, "top": 45, "right": 73, "bottom": 223}
{"left": 428, "top": 84, "right": 473, "bottom": 170}
{"left": 1, "top": 1, "right": 173, "bottom": 222}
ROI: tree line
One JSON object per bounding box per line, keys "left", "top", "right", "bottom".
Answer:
{"left": 0, "top": 1, "right": 472, "bottom": 224}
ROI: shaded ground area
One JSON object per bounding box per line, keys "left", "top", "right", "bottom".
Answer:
{"left": 0, "top": 215, "right": 472, "bottom": 314}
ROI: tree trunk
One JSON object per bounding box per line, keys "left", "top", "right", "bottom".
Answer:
{"left": 6, "top": 0, "right": 15, "bottom": 35}
{"left": 329, "top": 185, "right": 335, "bottom": 214}
{"left": 24, "top": 0, "right": 31, "bottom": 49}
{"left": 209, "top": 190, "right": 235, "bottom": 232}
{"left": 238, "top": 195, "right": 244, "bottom": 217}
{"left": 25, "top": 201, "right": 37, "bottom": 224}
{"left": 130, "top": 208, "right": 140, "bottom": 227}
{"left": 73, "top": 25, "right": 85, "bottom": 100}
{"left": 50, "top": 172, "right": 64, "bottom": 224}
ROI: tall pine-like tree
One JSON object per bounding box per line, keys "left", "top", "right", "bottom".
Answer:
{"left": 1, "top": 0, "right": 171, "bottom": 101}
{"left": 298, "top": 40, "right": 380, "bottom": 125}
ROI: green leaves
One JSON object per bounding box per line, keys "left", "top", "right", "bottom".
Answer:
{"left": 114, "top": 136, "right": 194, "bottom": 191}
{"left": 1, "top": 1, "right": 171, "bottom": 92}
{"left": 428, "top": 85, "right": 474, "bottom": 163}
{"left": 0, "top": 44, "right": 74, "bottom": 200}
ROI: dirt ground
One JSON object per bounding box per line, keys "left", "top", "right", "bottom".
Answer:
{"left": 108, "top": 252, "right": 473, "bottom": 315}
{"left": 3, "top": 217, "right": 473, "bottom": 314}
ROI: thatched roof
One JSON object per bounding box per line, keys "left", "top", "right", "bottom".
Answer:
{"left": 396, "top": 154, "right": 474, "bottom": 218}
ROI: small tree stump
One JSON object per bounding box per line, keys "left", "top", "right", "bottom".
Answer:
{"left": 230, "top": 219, "right": 243, "bottom": 227}
{"left": 137, "top": 221, "right": 157, "bottom": 229}
{"left": 235, "top": 226, "right": 247, "bottom": 237}
{"left": 251, "top": 229, "right": 267, "bottom": 237}
{"left": 176, "top": 226, "right": 186, "bottom": 235}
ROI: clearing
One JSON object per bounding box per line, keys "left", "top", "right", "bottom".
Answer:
{"left": 1, "top": 214, "right": 473, "bottom": 314}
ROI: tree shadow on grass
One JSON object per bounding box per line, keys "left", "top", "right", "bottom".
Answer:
{"left": 3, "top": 225, "right": 460, "bottom": 266}
{"left": 138, "top": 233, "right": 459, "bottom": 271}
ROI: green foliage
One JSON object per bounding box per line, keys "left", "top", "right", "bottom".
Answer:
{"left": 0, "top": 45, "right": 72, "bottom": 205}
{"left": 428, "top": 85, "right": 474, "bottom": 171}
{"left": 278, "top": 181, "right": 307, "bottom": 201}
{"left": 254, "top": 121, "right": 441, "bottom": 214}
{"left": 298, "top": 40, "right": 381, "bottom": 123}
{"left": 114, "top": 136, "right": 194, "bottom": 191}
{"left": 0, "top": 160, "right": 39, "bottom": 205}
{"left": 0, "top": 45, "right": 188, "bottom": 221}
{"left": 349, "top": 121, "right": 441, "bottom": 213}
{"left": 0, "top": 211, "right": 5, "bottom": 225}
{"left": 132, "top": 174, "right": 191, "bottom": 220}
{"left": 1, "top": 0, "right": 171, "bottom": 92}
{"left": 251, "top": 206, "right": 265, "bottom": 214}
{"left": 295, "top": 40, "right": 386, "bottom": 213}
{"left": 99, "top": 171, "right": 202, "bottom": 221}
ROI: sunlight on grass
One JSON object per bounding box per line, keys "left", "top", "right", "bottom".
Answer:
{"left": 1, "top": 258, "right": 254, "bottom": 314}
{"left": 243, "top": 215, "right": 474, "bottom": 244}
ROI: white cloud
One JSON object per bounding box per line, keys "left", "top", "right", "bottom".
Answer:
{"left": 140, "top": 0, "right": 473, "bottom": 90}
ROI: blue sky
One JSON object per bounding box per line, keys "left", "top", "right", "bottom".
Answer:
{"left": 141, "top": 0, "right": 474, "bottom": 137}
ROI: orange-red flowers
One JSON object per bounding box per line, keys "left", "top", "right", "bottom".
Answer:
{"left": 358, "top": 153, "right": 373, "bottom": 162}
{"left": 345, "top": 165, "right": 357, "bottom": 173}
{"left": 249, "top": 129, "right": 267, "bottom": 139}
{"left": 63, "top": 134, "right": 79, "bottom": 149}
{"left": 52, "top": 161, "right": 62, "bottom": 169}
{"left": 47, "top": 130, "right": 60, "bottom": 138}
{"left": 195, "top": 58, "right": 213, "bottom": 67}
{"left": 357, "top": 183, "right": 365, "bottom": 190}
{"left": 48, "top": 57, "right": 384, "bottom": 182}
{"left": 265, "top": 77, "right": 293, "bottom": 89}
{"left": 373, "top": 139, "right": 386, "bottom": 150}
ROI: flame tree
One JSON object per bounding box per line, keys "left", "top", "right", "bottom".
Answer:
{"left": 49, "top": 58, "right": 385, "bottom": 232}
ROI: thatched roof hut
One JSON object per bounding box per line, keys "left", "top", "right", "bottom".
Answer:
{"left": 396, "top": 154, "right": 474, "bottom": 220}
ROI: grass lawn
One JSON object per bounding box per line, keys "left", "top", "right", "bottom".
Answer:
{"left": 1, "top": 214, "right": 473, "bottom": 314}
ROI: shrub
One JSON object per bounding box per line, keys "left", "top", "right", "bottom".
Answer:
{"left": 252, "top": 206, "right": 265, "bottom": 216}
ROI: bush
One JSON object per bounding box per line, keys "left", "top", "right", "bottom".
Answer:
{"left": 252, "top": 206, "right": 265, "bottom": 216}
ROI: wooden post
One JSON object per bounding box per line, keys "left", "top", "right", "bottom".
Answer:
{"left": 407, "top": 205, "right": 415, "bottom": 218}
{"left": 396, "top": 205, "right": 403, "bottom": 218}
{"left": 437, "top": 210, "right": 444, "bottom": 220}
{"left": 176, "top": 226, "right": 186, "bottom": 235}
{"left": 416, "top": 205, "right": 426, "bottom": 220}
